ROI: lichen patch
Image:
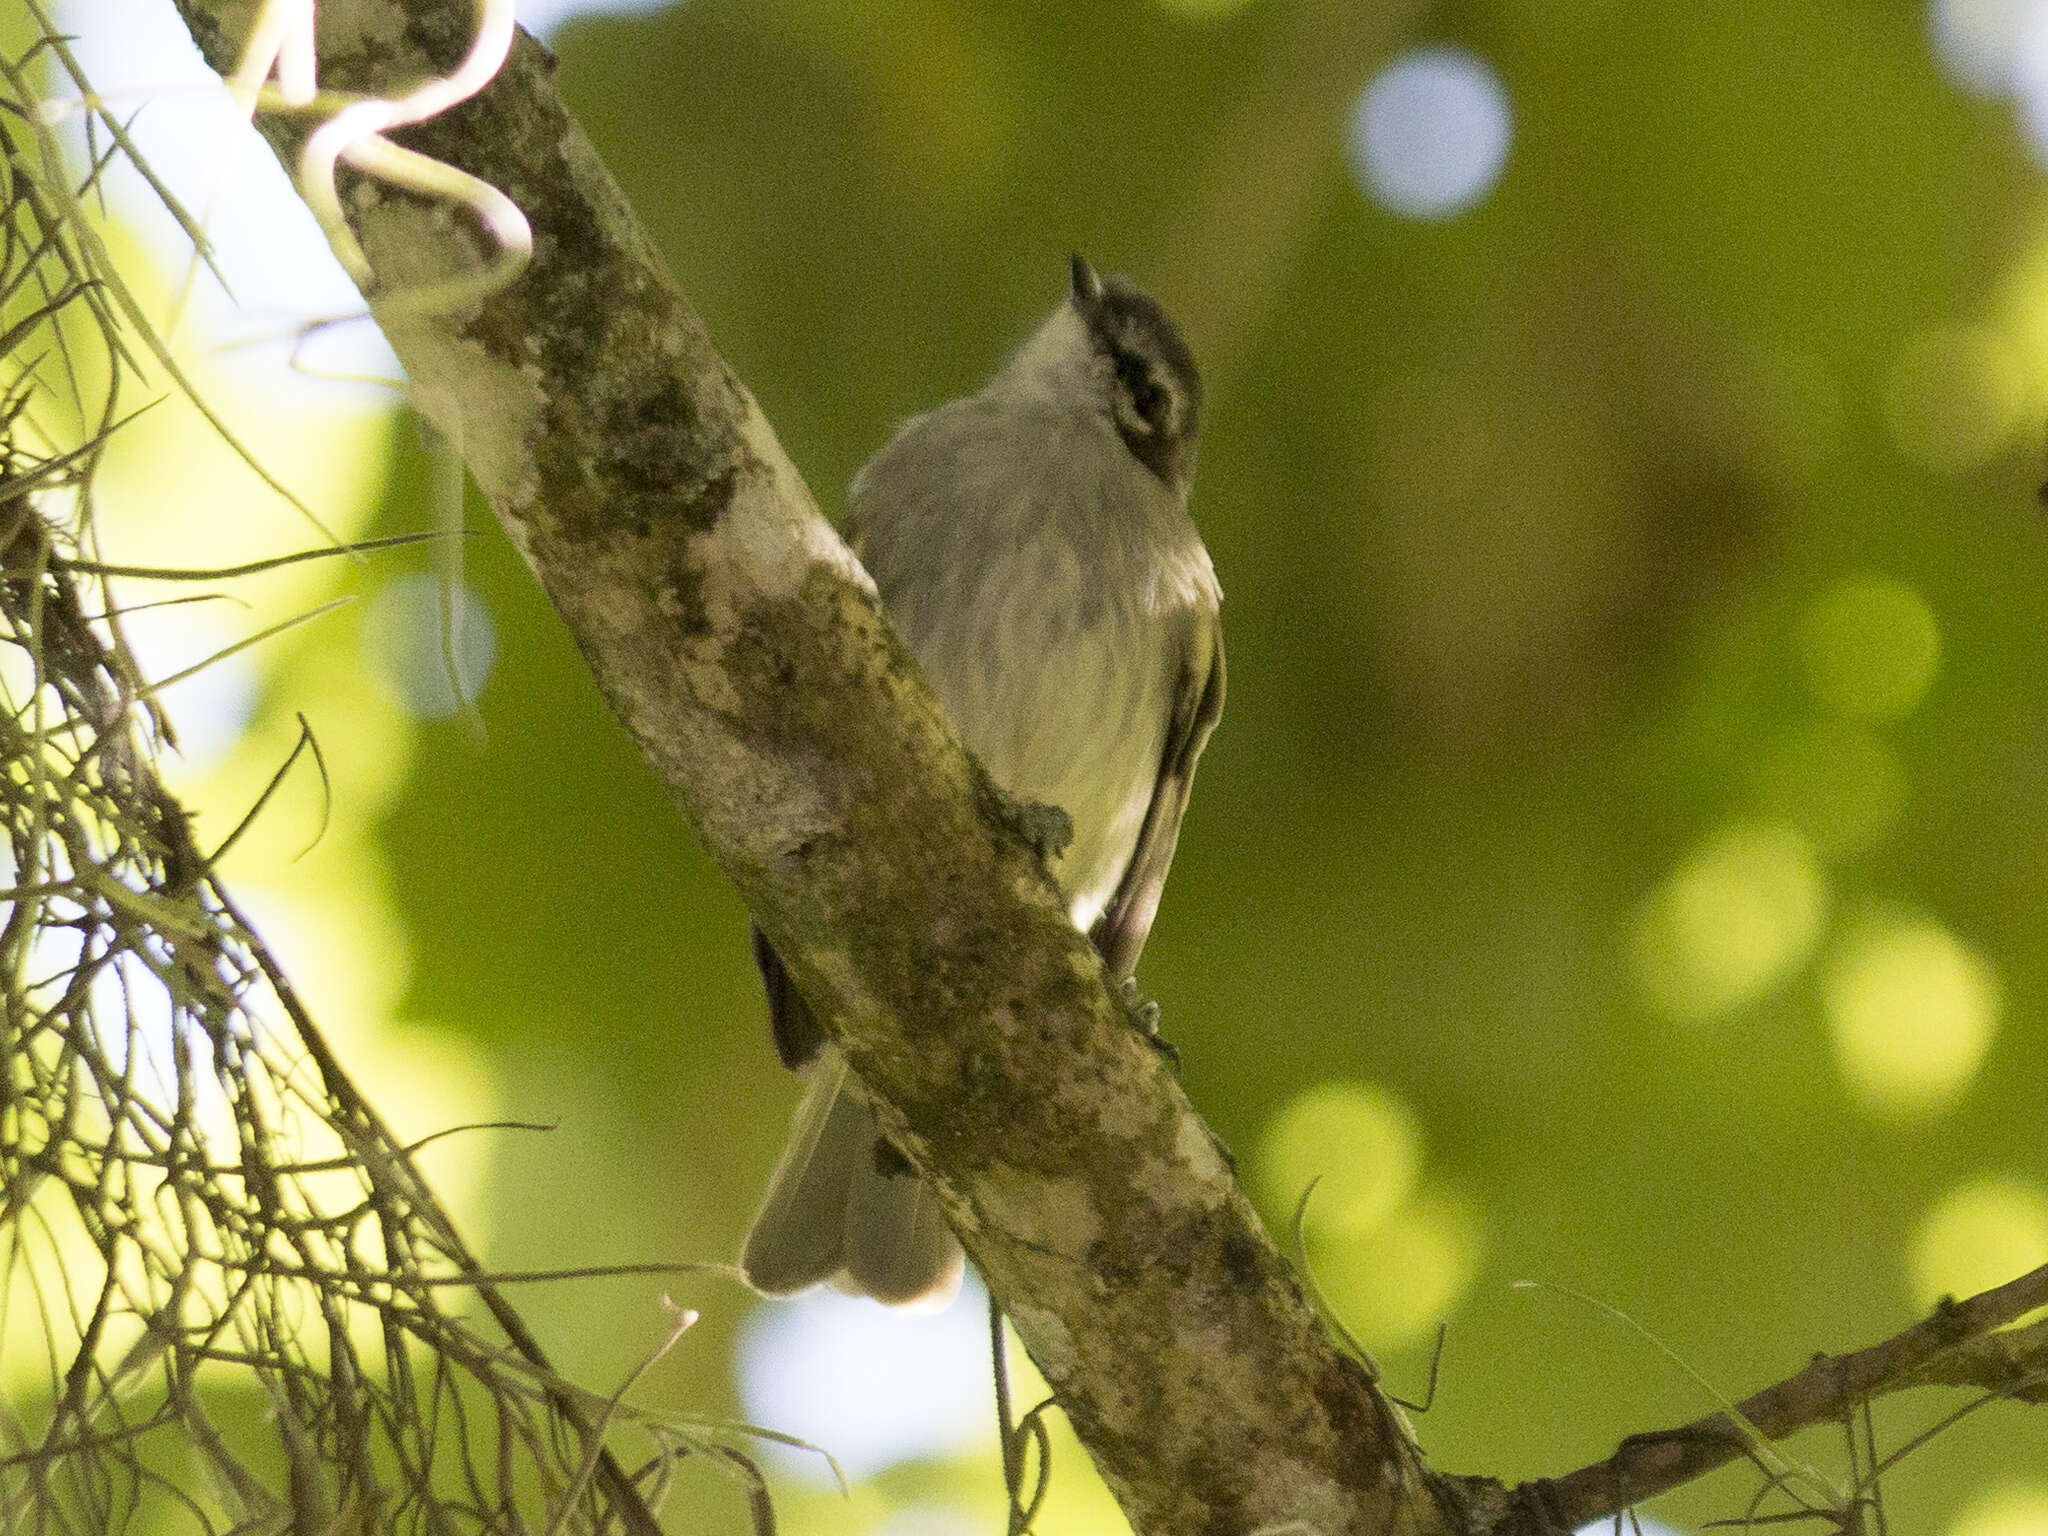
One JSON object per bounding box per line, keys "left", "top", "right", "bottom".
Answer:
{"left": 378, "top": 311, "right": 544, "bottom": 509}
{"left": 1008, "top": 1302, "right": 1075, "bottom": 1384}
{"left": 981, "top": 1169, "right": 1102, "bottom": 1260}
{"left": 1174, "top": 1114, "right": 1232, "bottom": 1191}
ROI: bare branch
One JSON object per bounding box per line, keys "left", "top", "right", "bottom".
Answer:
{"left": 1911, "top": 1313, "right": 2048, "bottom": 1403}
{"left": 1484, "top": 1262, "right": 2048, "bottom": 1534}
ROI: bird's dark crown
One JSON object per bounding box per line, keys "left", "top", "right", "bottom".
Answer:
{"left": 1068, "top": 255, "right": 1202, "bottom": 487}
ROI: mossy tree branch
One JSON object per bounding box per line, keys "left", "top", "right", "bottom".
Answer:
{"left": 164, "top": 3, "right": 1443, "bottom": 1533}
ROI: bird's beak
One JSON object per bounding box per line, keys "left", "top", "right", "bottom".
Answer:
{"left": 1069, "top": 253, "right": 1104, "bottom": 313}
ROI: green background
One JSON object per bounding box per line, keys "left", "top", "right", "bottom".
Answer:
{"left": 175, "top": 1, "right": 2048, "bottom": 1531}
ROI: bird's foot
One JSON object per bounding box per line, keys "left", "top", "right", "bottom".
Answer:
{"left": 1118, "top": 975, "right": 1180, "bottom": 1071}
{"left": 990, "top": 786, "right": 1073, "bottom": 870}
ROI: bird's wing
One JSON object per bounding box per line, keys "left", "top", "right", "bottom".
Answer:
{"left": 1090, "top": 612, "right": 1226, "bottom": 982}
{"left": 750, "top": 501, "right": 869, "bottom": 1074}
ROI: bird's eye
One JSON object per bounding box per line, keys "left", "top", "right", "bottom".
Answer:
{"left": 1114, "top": 351, "right": 1169, "bottom": 431}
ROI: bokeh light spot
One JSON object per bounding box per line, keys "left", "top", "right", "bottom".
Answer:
{"left": 1883, "top": 325, "right": 2027, "bottom": 473}
{"left": 1348, "top": 48, "right": 1512, "bottom": 220}
{"left": 1752, "top": 720, "right": 1907, "bottom": 858}
{"left": 1825, "top": 915, "right": 1999, "bottom": 1117}
{"left": 1946, "top": 1483, "right": 2048, "bottom": 1536}
{"left": 1258, "top": 1081, "right": 1422, "bottom": 1235}
{"left": 1931, "top": 0, "right": 2032, "bottom": 95}
{"left": 365, "top": 574, "right": 499, "bottom": 720}
{"left": 515, "top": 0, "right": 676, "bottom": 38}
{"left": 1910, "top": 1176, "right": 2048, "bottom": 1310}
{"left": 115, "top": 600, "right": 258, "bottom": 774}
{"left": 2013, "top": 7, "right": 2048, "bottom": 163}
{"left": 1796, "top": 574, "right": 1942, "bottom": 722}
{"left": 736, "top": 1280, "right": 994, "bottom": 1483}
{"left": 1308, "top": 1185, "right": 1485, "bottom": 1352}
{"left": 1633, "top": 822, "right": 1826, "bottom": 1023}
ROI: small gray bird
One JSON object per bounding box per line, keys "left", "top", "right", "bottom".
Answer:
{"left": 740, "top": 256, "right": 1224, "bottom": 1308}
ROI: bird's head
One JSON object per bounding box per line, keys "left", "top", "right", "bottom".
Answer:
{"left": 1001, "top": 255, "right": 1203, "bottom": 494}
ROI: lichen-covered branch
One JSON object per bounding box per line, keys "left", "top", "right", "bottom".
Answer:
{"left": 164, "top": 3, "right": 1444, "bottom": 1533}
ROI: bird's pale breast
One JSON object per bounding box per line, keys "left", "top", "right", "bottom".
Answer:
{"left": 851, "top": 396, "right": 1212, "bottom": 929}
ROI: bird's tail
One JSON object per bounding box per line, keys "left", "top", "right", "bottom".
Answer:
{"left": 739, "top": 1047, "right": 964, "bottom": 1309}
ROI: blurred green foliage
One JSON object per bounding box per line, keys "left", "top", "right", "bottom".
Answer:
{"left": 342, "top": 1, "right": 2048, "bottom": 1531}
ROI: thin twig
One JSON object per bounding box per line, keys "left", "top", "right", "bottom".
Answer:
{"left": 1500, "top": 1264, "right": 2048, "bottom": 1532}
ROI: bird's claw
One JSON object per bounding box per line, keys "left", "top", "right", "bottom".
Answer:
{"left": 1118, "top": 975, "right": 1179, "bottom": 1071}
{"left": 1120, "top": 976, "right": 1162, "bottom": 1034}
